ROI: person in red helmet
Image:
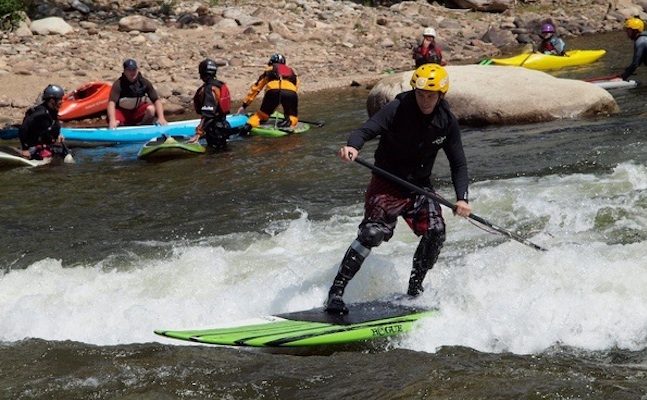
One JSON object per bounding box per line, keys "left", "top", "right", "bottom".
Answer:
{"left": 323, "top": 64, "right": 471, "bottom": 315}
{"left": 537, "top": 23, "right": 566, "bottom": 56}
{"left": 237, "top": 53, "right": 300, "bottom": 131}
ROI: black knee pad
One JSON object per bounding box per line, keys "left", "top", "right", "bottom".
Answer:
{"left": 422, "top": 225, "right": 446, "bottom": 246}
{"left": 358, "top": 223, "right": 385, "bottom": 248}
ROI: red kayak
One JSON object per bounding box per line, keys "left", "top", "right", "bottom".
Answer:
{"left": 58, "top": 82, "right": 112, "bottom": 121}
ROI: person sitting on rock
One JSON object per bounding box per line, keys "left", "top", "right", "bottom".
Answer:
{"left": 189, "top": 59, "right": 232, "bottom": 150}
{"left": 237, "top": 53, "right": 300, "bottom": 130}
{"left": 107, "top": 58, "right": 168, "bottom": 128}
{"left": 537, "top": 23, "right": 566, "bottom": 56}
{"left": 412, "top": 27, "right": 445, "bottom": 67}
{"left": 620, "top": 17, "right": 647, "bottom": 81}
{"left": 19, "top": 84, "right": 67, "bottom": 160}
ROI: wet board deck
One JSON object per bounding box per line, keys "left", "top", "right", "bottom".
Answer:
{"left": 155, "top": 300, "right": 437, "bottom": 347}
{"left": 0, "top": 146, "right": 51, "bottom": 168}
{"left": 250, "top": 111, "right": 310, "bottom": 137}
{"left": 137, "top": 135, "right": 205, "bottom": 160}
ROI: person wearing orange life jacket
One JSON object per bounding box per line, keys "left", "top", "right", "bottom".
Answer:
{"left": 237, "top": 53, "right": 300, "bottom": 131}
{"left": 189, "top": 59, "right": 232, "bottom": 150}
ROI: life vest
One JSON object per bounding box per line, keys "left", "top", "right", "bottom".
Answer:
{"left": 19, "top": 103, "right": 60, "bottom": 148}
{"left": 117, "top": 74, "right": 149, "bottom": 110}
{"left": 194, "top": 79, "right": 230, "bottom": 119}
{"left": 270, "top": 64, "right": 297, "bottom": 85}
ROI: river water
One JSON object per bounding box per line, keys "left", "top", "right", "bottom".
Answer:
{"left": 3, "top": 31, "right": 647, "bottom": 399}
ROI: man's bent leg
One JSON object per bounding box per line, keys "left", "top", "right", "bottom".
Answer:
{"left": 325, "top": 224, "right": 384, "bottom": 314}
{"left": 407, "top": 226, "right": 445, "bottom": 297}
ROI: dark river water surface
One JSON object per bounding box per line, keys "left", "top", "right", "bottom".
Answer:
{"left": 3, "top": 31, "right": 647, "bottom": 399}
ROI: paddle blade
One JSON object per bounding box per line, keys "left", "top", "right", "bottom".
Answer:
{"left": 64, "top": 154, "right": 75, "bottom": 164}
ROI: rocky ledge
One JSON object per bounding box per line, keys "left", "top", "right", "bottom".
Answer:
{"left": 0, "top": 0, "right": 643, "bottom": 126}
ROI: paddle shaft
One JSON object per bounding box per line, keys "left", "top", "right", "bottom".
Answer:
{"left": 60, "top": 141, "right": 75, "bottom": 163}
{"left": 519, "top": 43, "right": 534, "bottom": 67}
{"left": 584, "top": 74, "right": 620, "bottom": 82}
{"left": 298, "top": 118, "right": 325, "bottom": 128}
{"left": 353, "top": 157, "right": 547, "bottom": 252}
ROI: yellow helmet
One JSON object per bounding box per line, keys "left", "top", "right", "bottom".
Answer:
{"left": 410, "top": 64, "right": 449, "bottom": 93}
{"left": 625, "top": 17, "right": 644, "bottom": 32}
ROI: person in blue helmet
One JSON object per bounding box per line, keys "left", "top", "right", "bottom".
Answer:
{"left": 237, "top": 53, "right": 300, "bottom": 131}
{"left": 537, "top": 23, "right": 566, "bottom": 56}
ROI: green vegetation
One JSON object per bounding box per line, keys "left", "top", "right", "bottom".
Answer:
{"left": 0, "top": 0, "right": 29, "bottom": 31}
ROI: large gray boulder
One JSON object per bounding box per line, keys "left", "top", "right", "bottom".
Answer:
{"left": 366, "top": 65, "right": 619, "bottom": 126}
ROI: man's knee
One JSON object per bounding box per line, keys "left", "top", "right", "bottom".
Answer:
{"left": 423, "top": 225, "right": 446, "bottom": 245}
{"left": 358, "top": 223, "right": 385, "bottom": 248}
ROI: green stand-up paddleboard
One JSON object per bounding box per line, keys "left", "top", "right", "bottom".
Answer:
{"left": 250, "top": 111, "right": 310, "bottom": 137}
{"left": 138, "top": 134, "right": 205, "bottom": 160}
{"left": 155, "top": 300, "right": 436, "bottom": 347}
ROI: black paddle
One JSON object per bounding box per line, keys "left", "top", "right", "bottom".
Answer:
{"left": 60, "top": 141, "right": 75, "bottom": 164}
{"left": 353, "top": 157, "right": 548, "bottom": 252}
{"left": 298, "top": 118, "right": 325, "bottom": 128}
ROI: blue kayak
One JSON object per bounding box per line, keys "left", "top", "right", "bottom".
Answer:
{"left": 61, "top": 114, "right": 248, "bottom": 143}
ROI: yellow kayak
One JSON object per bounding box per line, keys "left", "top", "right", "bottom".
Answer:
{"left": 489, "top": 50, "right": 606, "bottom": 71}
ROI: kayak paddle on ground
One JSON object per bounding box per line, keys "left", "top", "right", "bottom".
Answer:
{"left": 353, "top": 157, "right": 547, "bottom": 252}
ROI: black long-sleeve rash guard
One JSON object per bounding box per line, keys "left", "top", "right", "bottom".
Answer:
{"left": 622, "top": 32, "right": 647, "bottom": 81}
{"left": 347, "top": 90, "right": 469, "bottom": 203}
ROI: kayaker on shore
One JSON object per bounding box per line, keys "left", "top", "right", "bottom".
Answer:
{"left": 323, "top": 64, "right": 471, "bottom": 315}
{"left": 107, "top": 59, "right": 168, "bottom": 129}
{"left": 19, "top": 84, "right": 67, "bottom": 160}
{"left": 537, "top": 23, "right": 566, "bottom": 56}
{"left": 189, "top": 59, "right": 232, "bottom": 150}
{"left": 620, "top": 17, "right": 647, "bottom": 81}
{"left": 236, "top": 53, "right": 300, "bottom": 131}
{"left": 412, "top": 27, "right": 446, "bottom": 67}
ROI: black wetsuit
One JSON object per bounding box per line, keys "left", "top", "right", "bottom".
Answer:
{"left": 347, "top": 90, "right": 469, "bottom": 202}
{"left": 19, "top": 103, "right": 60, "bottom": 151}
{"left": 622, "top": 31, "right": 647, "bottom": 81}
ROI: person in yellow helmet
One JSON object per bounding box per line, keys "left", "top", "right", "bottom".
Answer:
{"left": 237, "top": 53, "right": 300, "bottom": 131}
{"left": 620, "top": 17, "right": 647, "bottom": 80}
{"left": 324, "top": 64, "right": 471, "bottom": 314}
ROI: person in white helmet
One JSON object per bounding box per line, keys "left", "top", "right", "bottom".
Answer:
{"left": 412, "top": 27, "right": 445, "bottom": 67}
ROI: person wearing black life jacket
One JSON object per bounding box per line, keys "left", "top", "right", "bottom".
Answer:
{"left": 19, "top": 84, "right": 66, "bottom": 160}
{"left": 323, "top": 64, "right": 471, "bottom": 315}
{"left": 620, "top": 17, "right": 647, "bottom": 81}
{"left": 536, "top": 23, "right": 565, "bottom": 56}
{"left": 236, "top": 53, "right": 300, "bottom": 131}
{"left": 189, "top": 59, "right": 232, "bottom": 150}
{"left": 107, "top": 58, "right": 168, "bottom": 129}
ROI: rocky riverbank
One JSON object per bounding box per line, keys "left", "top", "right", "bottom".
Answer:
{"left": 0, "top": 0, "right": 642, "bottom": 126}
